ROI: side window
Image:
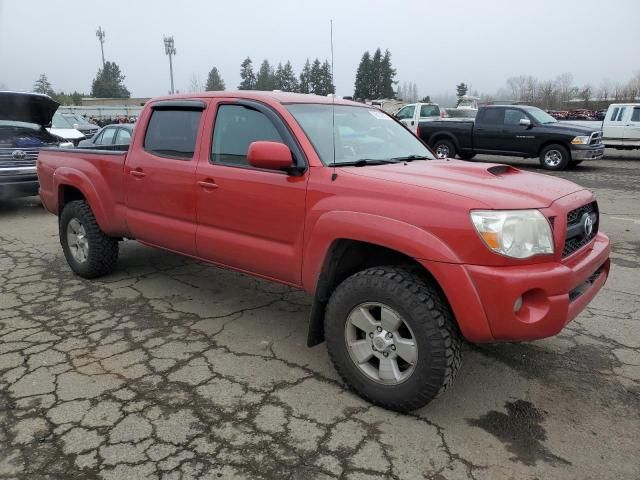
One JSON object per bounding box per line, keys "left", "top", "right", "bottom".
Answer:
{"left": 420, "top": 105, "right": 439, "bottom": 117}
{"left": 396, "top": 105, "right": 415, "bottom": 120}
{"left": 609, "top": 107, "right": 620, "bottom": 121}
{"left": 481, "top": 108, "right": 505, "bottom": 125}
{"left": 144, "top": 109, "right": 202, "bottom": 160}
{"left": 631, "top": 107, "right": 640, "bottom": 122}
{"left": 211, "top": 105, "right": 284, "bottom": 167}
{"left": 504, "top": 109, "right": 528, "bottom": 126}
{"left": 93, "top": 130, "right": 105, "bottom": 145}
{"left": 616, "top": 107, "right": 627, "bottom": 121}
{"left": 115, "top": 128, "right": 132, "bottom": 145}
{"left": 101, "top": 127, "right": 116, "bottom": 145}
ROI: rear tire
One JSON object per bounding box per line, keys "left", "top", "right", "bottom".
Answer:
{"left": 539, "top": 144, "right": 570, "bottom": 171}
{"left": 432, "top": 139, "right": 456, "bottom": 159}
{"left": 59, "top": 200, "right": 119, "bottom": 279}
{"left": 324, "top": 266, "right": 463, "bottom": 412}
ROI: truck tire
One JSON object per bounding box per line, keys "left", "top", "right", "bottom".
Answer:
{"left": 569, "top": 160, "right": 583, "bottom": 168}
{"left": 433, "top": 139, "right": 456, "bottom": 159}
{"left": 458, "top": 152, "right": 476, "bottom": 161}
{"left": 324, "top": 266, "right": 463, "bottom": 412}
{"left": 539, "top": 144, "right": 570, "bottom": 171}
{"left": 59, "top": 200, "right": 119, "bottom": 279}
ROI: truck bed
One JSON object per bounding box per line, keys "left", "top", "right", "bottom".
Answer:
{"left": 417, "top": 119, "right": 474, "bottom": 153}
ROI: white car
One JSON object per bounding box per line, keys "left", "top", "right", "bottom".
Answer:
{"left": 602, "top": 103, "right": 640, "bottom": 150}
{"left": 394, "top": 103, "right": 441, "bottom": 130}
{"left": 47, "top": 112, "right": 84, "bottom": 145}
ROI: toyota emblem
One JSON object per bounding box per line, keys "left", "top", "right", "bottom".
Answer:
{"left": 582, "top": 213, "right": 594, "bottom": 237}
{"left": 12, "top": 150, "right": 27, "bottom": 160}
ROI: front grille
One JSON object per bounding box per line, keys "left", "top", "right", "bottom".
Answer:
{"left": 563, "top": 201, "right": 598, "bottom": 258}
{"left": 589, "top": 131, "right": 602, "bottom": 145}
{"left": 0, "top": 147, "right": 40, "bottom": 168}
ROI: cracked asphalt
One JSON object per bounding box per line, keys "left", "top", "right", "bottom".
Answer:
{"left": 1, "top": 151, "right": 639, "bottom": 480}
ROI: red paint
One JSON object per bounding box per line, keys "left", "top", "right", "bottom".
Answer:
{"left": 37, "top": 91, "right": 611, "bottom": 344}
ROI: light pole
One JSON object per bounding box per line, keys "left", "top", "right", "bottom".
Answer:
{"left": 163, "top": 36, "right": 176, "bottom": 95}
{"left": 96, "top": 26, "right": 106, "bottom": 67}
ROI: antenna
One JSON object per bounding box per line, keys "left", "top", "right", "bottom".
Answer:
{"left": 330, "top": 19, "right": 337, "bottom": 181}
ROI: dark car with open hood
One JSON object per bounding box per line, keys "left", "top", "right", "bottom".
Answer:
{"left": 0, "top": 91, "right": 72, "bottom": 199}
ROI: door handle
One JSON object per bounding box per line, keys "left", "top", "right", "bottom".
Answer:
{"left": 130, "top": 168, "right": 146, "bottom": 178}
{"left": 198, "top": 179, "right": 219, "bottom": 190}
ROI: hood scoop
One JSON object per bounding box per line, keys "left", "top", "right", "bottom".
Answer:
{"left": 487, "top": 164, "right": 521, "bottom": 176}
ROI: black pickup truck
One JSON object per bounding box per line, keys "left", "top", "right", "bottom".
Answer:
{"left": 417, "top": 105, "right": 605, "bottom": 170}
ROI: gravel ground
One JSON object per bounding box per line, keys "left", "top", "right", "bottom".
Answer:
{"left": 1, "top": 150, "right": 639, "bottom": 480}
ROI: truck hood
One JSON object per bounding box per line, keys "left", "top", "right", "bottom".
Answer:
{"left": 542, "top": 122, "right": 600, "bottom": 135}
{"left": 0, "top": 91, "right": 60, "bottom": 126}
{"left": 343, "top": 160, "right": 584, "bottom": 209}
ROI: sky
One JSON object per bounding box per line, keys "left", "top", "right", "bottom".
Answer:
{"left": 0, "top": 0, "right": 638, "bottom": 99}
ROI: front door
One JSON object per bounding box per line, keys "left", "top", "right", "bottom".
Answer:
{"left": 395, "top": 104, "right": 416, "bottom": 128}
{"left": 125, "top": 101, "right": 206, "bottom": 256}
{"left": 195, "top": 100, "right": 308, "bottom": 285}
{"left": 501, "top": 108, "right": 536, "bottom": 155}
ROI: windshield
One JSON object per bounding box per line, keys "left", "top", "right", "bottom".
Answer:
{"left": 63, "top": 114, "right": 85, "bottom": 124}
{"left": 524, "top": 107, "right": 558, "bottom": 124}
{"left": 285, "top": 104, "right": 434, "bottom": 165}
{"left": 51, "top": 112, "right": 73, "bottom": 129}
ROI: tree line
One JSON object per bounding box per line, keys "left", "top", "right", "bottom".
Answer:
{"left": 236, "top": 57, "right": 334, "bottom": 95}
{"left": 353, "top": 48, "right": 396, "bottom": 100}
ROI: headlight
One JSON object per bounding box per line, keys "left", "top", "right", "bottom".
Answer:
{"left": 571, "top": 136, "right": 590, "bottom": 145}
{"left": 470, "top": 210, "right": 554, "bottom": 259}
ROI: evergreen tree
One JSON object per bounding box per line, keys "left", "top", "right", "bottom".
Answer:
{"left": 299, "top": 59, "right": 311, "bottom": 94}
{"left": 411, "top": 83, "right": 419, "bottom": 102}
{"left": 456, "top": 82, "right": 468, "bottom": 106}
{"left": 33, "top": 74, "right": 54, "bottom": 96}
{"left": 354, "top": 52, "right": 372, "bottom": 100}
{"left": 278, "top": 61, "right": 299, "bottom": 92}
{"left": 91, "top": 61, "right": 130, "bottom": 98}
{"left": 381, "top": 50, "right": 396, "bottom": 98}
{"left": 316, "top": 60, "right": 335, "bottom": 96}
{"left": 309, "top": 59, "right": 323, "bottom": 95}
{"left": 370, "top": 48, "right": 383, "bottom": 99}
{"left": 238, "top": 57, "right": 256, "bottom": 90}
{"left": 205, "top": 66, "right": 225, "bottom": 91}
{"left": 255, "top": 60, "right": 275, "bottom": 91}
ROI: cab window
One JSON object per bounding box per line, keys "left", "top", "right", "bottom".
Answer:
{"left": 396, "top": 105, "right": 415, "bottom": 120}
{"left": 419, "top": 105, "right": 439, "bottom": 117}
{"left": 144, "top": 109, "right": 202, "bottom": 160}
{"left": 101, "top": 127, "right": 116, "bottom": 145}
{"left": 211, "top": 105, "right": 283, "bottom": 167}
{"left": 504, "top": 109, "right": 529, "bottom": 125}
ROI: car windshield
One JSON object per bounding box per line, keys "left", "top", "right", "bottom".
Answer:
{"left": 63, "top": 114, "right": 85, "bottom": 124}
{"left": 524, "top": 107, "right": 558, "bottom": 124}
{"left": 51, "top": 113, "right": 73, "bottom": 128}
{"left": 285, "top": 104, "right": 434, "bottom": 165}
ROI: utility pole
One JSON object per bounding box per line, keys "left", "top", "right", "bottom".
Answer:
{"left": 163, "top": 36, "right": 176, "bottom": 95}
{"left": 96, "top": 26, "right": 106, "bottom": 67}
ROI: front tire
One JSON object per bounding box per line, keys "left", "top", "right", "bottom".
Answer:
{"left": 324, "top": 266, "right": 463, "bottom": 412}
{"left": 59, "top": 200, "right": 119, "bottom": 279}
{"left": 458, "top": 152, "right": 476, "bottom": 161}
{"left": 539, "top": 144, "right": 570, "bottom": 171}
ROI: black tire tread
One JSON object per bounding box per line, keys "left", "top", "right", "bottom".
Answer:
{"left": 325, "top": 265, "right": 463, "bottom": 412}
{"left": 59, "top": 200, "right": 118, "bottom": 278}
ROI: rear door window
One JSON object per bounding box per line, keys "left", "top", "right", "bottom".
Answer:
{"left": 211, "top": 104, "right": 284, "bottom": 167}
{"left": 480, "top": 108, "right": 505, "bottom": 125}
{"left": 631, "top": 107, "right": 640, "bottom": 122}
{"left": 419, "top": 105, "right": 440, "bottom": 117}
{"left": 115, "top": 128, "right": 132, "bottom": 145}
{"left": 101, "top": 127, "right": 116, "bottom": 145}
{"left": 144, "top": 109, "right": 202, "bottom": 160}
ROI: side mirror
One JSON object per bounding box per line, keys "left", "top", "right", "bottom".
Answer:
{"left": 247, "top": 141, "right": 294, "bottom": 171}
{"left": 519, "top": 118, "right": 531, "bottom": 127}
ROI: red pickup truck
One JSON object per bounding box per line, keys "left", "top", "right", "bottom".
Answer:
{"left": 37, "top": 92, "right": 610, "bottom": 411}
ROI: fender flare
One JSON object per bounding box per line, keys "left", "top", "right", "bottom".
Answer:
{"left": 429, "top": 132, "right": 462, "bottom": 152}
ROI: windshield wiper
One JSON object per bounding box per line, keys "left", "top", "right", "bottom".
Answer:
{"left": 335, "top": 159, "right": 400, "bottom": 167}
{"left": 390, "top": 155, "right": 431, "bottom": 162}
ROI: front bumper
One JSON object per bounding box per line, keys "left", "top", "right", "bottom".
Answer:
{"left": 571, "top": 144, "right": 605, "bottom": 160}
{"left": 421, "top": 232, "right": 610, "bottom": 343}
{"left": 0, "top": 172, "right": 39, "bottom": 199}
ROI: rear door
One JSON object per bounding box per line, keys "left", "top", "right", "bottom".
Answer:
{"left": 473, "top": 107, "right": 505, "bottom": 152}
{"left": 124, "top": 100, "right": 206, "bottom": 256}
{"left": 603, "top": 106, "right": 626, "bottom": 145}
{"left": 624, "top": 106, "right": 640, "bottom": 146}
{"left": 194, "top": 100, "right": 308, "bottom": 284}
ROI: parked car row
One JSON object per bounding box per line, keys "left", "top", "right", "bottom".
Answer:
{"left": 547, "top": 109, "right": 607, "bottom": 121}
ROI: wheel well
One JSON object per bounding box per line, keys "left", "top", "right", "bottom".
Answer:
{"left": 429, "top": 134, "right": 459, "bottom": 151}
{"left": 537, "top": 141, "right": 570, "bottom": 158}
{"left": 58, "top": 185, "right": 86, "bottom": 213}
{"left": 307, "top": 239, "right": 437, "bottom": 347}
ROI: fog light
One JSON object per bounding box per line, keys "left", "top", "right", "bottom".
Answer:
{"left": 513, "top": 296, "right": 523, "bottom": 313}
